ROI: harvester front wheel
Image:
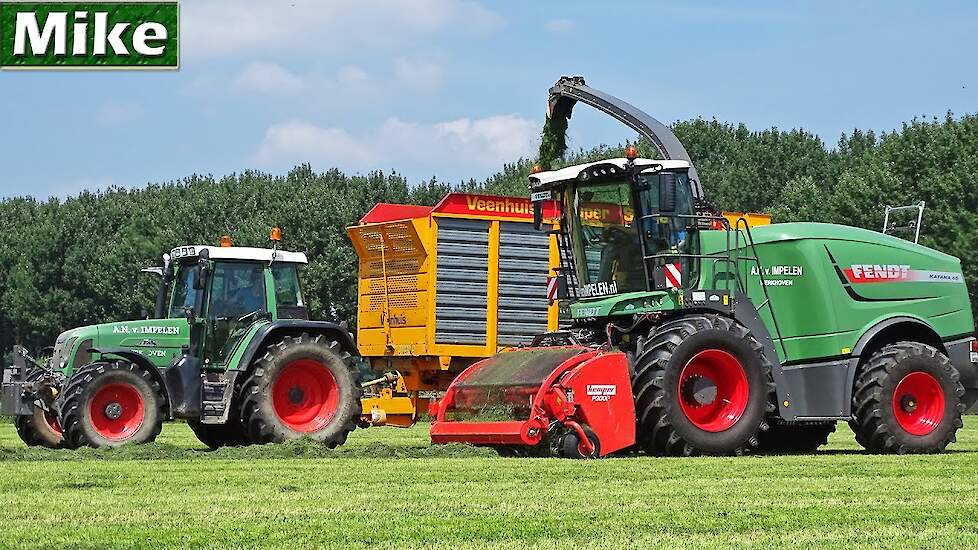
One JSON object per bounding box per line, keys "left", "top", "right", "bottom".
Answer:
{"left": 240, "top": 333, "right": 362, "bottom": 446}
{"left": 13, "top": 368, "right": 64, "bottom": 449}
{"left": 633, "top": 314, "right": 776, "bottom": 456}
{"left": 756, "top": 422, "right": 835, "bottom": 454}
{"left": 58, "top": 362, "right": 165, "bottom": 449}
{"left": 851, "top": 342, "right": 963, "bottom": 454}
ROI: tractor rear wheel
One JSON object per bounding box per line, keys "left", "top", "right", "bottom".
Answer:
{"left": 58, "top": 362, "right": 165, "bottom": 449}
{"left": 632, "top": 314, "right": 776, "bottom": 456}
{"left": 187, "top": 417, "right": 250, "bottom": 449}
{"left": 240, "top": 333, "right": 362, "bottom": 446}
{"left": 14, "top": 368, "right": 63, "bottom": 449}
{"left": 756, "top": 422, "right": 835, "bottom": 453}
{"left": 851, "top": 342, "right": 963, "bottom": 454}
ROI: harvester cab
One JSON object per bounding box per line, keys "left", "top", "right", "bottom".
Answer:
{"left": 431, "top": 76, "right": 978, "bottom": 458}
{"left": 3, "top": 232, "right": 363, "bottom": 450}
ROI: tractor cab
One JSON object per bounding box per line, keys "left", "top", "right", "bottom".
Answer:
{"left": 531, "top": 152, "right": 702, "bottom": 301}
{"left": 160, "top": 242, "right": 309, "bottom": 368}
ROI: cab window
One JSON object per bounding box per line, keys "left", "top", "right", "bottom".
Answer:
{"left": 208, "top": 262, "right": 267, "bottom": 319}
{"left": 169, "top": 264, "right": 199, "bottom": 318}
{"left": 272, "top": 264, "right": 304, "bottom": 307}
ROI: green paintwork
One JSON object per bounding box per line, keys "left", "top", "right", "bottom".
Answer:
{"left": 567, "top": 221, "right": 974, "bottom": 365}
{"left": 51, "top": 256, "right": 299, "bottom": 378}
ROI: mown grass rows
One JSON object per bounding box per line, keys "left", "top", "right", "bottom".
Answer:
{"left": 2, "top": 420, "right": 978, "bottom": 548}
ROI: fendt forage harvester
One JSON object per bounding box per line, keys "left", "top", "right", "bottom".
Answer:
{"left": 430, "top": 77, "right": 978, "bottom": 457}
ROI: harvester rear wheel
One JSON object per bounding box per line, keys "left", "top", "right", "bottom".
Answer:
{"left": 632, "top": 314, "right": 776, "bottom": 456}
{"left": 58, "top": 362, "right": 165, "bottom": 449}
{"left": 240, "top": 333, "right": 362, "bottom": 446}
{"left": 851, "top": 342, "right": 963, "bottom": 454}
{"left": 756, "top": 422, "right": 835, "bottom": 453}
{"left": 187, "top": 417, "right": 250, "bottom": 449}
{"left": 13, "top": 368, "right": 63, "bottom": 449}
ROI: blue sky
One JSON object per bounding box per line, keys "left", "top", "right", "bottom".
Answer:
{"left": 1, "top": 0, "right": 975, "bottom": 199}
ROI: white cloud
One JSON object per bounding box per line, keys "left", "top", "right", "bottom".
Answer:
{"left": 544, "top": 18, "right": 575, "bottom": 33}
{"left": 233, "top": 62, "right": 306, "bottom": 95}
{"left": 255, "top": 122, "right": 376, "bottom": 166}
{"left": 337, "top": 65, "right": 369, "bottom": 86}
{"left": 96, "top": 101, "right": 144, "bottom": 126}
{"left": 394, "top": 58, "right": 443, "bottom": 92}
{"left": 183, "top": 0, "right": 504, "bottom": 59}
{"left": 254, "top": 114, "right": 538, "bottom": 175}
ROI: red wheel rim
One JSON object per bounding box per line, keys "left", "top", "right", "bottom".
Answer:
{"left": 272, "top": 359, "right": 339, "bottom": 433}
{"left": 88, "top": 383, "right": 145, "bottom": 440}
{"left": 678, "top": 349, "right": 749, "bottom": 432}
{"left": 44, "top": 411, "right": 62, "bottom": 436}
{"left": 893, "top": 371, "right": 944, "bottom": 436}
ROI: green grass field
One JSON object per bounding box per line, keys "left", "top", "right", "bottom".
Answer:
{"left": 3, "top": 420, "right": 978, "bottom": 549}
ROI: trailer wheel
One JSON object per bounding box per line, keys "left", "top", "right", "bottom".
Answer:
{"left": 187, "top": 417, "right": 250, "bottom": 449}
{"left": 13, "top": 368, "right": 63, "bottom": 449}
{"left": 756, "top": 422, "right": 835, "bottom": 454}
{"left": 58, "top": 362, "right": 165, "bottom": 449}
{"left": 240, "top": 333, "right": 362, "bottom": 446}
{"left": 632, "top": 314, "right": 776, "bottom": 456}
{"left": 851, "top": 342, "right": 963, "bottom": 454}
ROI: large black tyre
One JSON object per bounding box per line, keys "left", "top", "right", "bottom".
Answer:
{"left": 58, "top": 362, "right": 165, "bottom": 449}
{"left": 240, "top": 333, "right": 362, "bottom": 446}
{"left": 632, "top": 314, "right": 776, "bottom": 456}
{"left": 756, "top": 422, "right": 835, "bottom": 454}
{"left": 187, "top": 417, "right": 250, "bottom": 449}
{"left": 851, "top": 342, "right": 964, "bottom": 454}
{"left": 14, "top": 368, "right": 64, "bottom": 449}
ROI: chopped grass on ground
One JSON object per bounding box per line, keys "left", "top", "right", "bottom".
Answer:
{"left": 2, "top": 419, "right": 978, "bottom": 548}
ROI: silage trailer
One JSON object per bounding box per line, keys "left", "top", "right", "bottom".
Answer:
{"left": 347, "top": 192, "right": 565, "bottom": 427}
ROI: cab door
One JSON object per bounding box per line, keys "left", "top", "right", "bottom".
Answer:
{"left": 202, "top": 261, "right": 269, "bottom": 368}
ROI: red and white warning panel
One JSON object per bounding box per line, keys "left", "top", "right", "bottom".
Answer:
{"left": 664, "top": 262, "right": 683, "bottom": 289}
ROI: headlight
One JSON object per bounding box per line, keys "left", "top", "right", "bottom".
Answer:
{"left": 53, "top": 337, "right": 78, "bottom": 370}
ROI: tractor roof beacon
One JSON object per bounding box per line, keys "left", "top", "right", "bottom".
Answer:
{"left": 430, "top": 76, "right": 978, "bottom": 457}
{"left": 2, "top": 231, "right": 363, "bottom": 450}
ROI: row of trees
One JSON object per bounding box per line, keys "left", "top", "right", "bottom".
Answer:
{"left": 1, "top": 113, "right": 976, "bottom": 356}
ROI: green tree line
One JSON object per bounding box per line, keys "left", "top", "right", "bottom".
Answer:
{"left": 2, "top": 113, "right": 976, "bottom": 357}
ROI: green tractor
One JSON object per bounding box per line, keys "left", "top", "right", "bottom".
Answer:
{"left": 2, "top": 234, "right": 362, "bottom": 449}
{"left": 429, "top": 77, "right": 978, "bottom": 456}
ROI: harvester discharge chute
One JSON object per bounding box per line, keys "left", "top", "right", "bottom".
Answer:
{"left": 430, "top": 346, "right": 635, "bottom": 458}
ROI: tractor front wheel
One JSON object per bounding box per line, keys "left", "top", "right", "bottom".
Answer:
{"left": 58, "top": 362, "right": 165, "bottom": 449}
{"left": 632, "top": 314, "right": 776, "bottom": 456}
{"left": 851, "top": 342, "right": 963, "bottom": 454}
{"left": 14, "top": 368, "right": 64, "bottom": 449}
{"left": 240, "top": 333, "right": 362, "bottom": 446}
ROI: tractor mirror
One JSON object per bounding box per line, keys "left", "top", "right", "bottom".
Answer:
{"left": 193, "top": 265, "right": 208, "bottom": 290}
{"left": 533, "top": 201, "right": 544, "bottom": 230}
{"left": 194, "top": 249, "right": 211, "bottom": 290}
{"left": 659, "top": 173, "right": 678, "bottom": 213}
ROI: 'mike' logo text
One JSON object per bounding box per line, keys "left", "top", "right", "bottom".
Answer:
{"left": 14, "top": 10, "right": 167, "bottom": 57}
{"left": 0, "top": 2, "right": 179, "bottom": 69}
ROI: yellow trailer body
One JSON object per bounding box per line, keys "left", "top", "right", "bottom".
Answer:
{"left": 347, "top": 193, "right": 561, "bottom": 425}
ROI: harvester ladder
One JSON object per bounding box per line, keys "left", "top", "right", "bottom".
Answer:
{"left": 731, "top": 217, "right": 788, "bottom": 360}
{"left": 644, "top": 214, "right": 789, "bottom": 361}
